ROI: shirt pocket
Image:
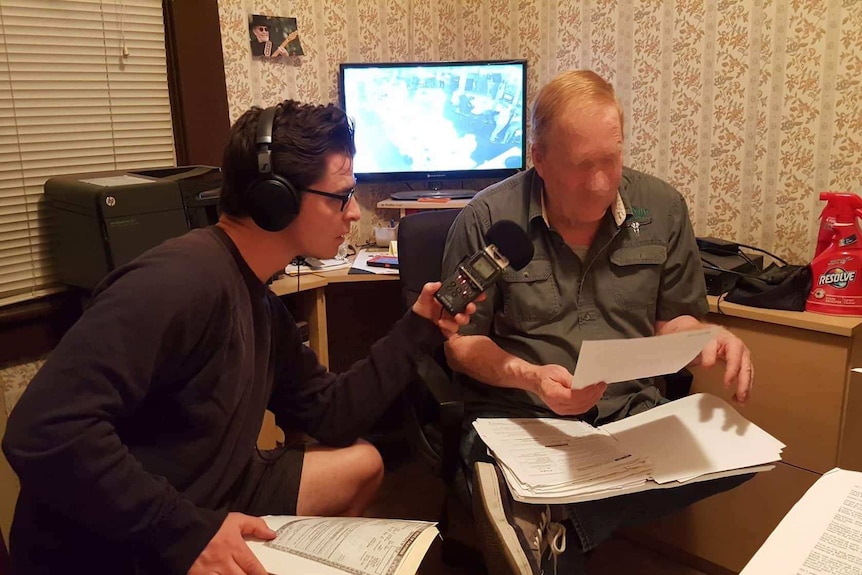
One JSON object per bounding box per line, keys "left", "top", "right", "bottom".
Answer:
{"left": 610, "top": 243, "right": 667, "bottom": 310}
{"left": 499, "top": 260, "right": 561, "bottom": 326}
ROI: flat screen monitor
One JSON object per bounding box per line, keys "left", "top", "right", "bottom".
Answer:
{"left": 339, "top": 59, "right": 527, "bottom": 183}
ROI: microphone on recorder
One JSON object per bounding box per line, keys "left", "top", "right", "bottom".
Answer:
{"left": 435, "top": 220, "right": 534, "bottom": 315}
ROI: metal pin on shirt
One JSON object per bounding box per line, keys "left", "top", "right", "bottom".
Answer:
{"left": 631, "top": 221, "right": 640, "bottom": 235}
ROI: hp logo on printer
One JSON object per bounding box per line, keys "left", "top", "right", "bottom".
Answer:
{"left": 105, "top": 196, "right": 116, "bottom": 207}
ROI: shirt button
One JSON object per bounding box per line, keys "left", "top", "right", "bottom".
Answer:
{"left": 580, "top": 312, "right": 593, "bottom": 321}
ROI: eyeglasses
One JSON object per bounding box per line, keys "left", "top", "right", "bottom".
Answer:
{"left": 303, "top": 186, "right": 355, "bottom": 211}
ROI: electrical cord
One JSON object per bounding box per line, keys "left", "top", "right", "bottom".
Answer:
{"left": 734, "top": 242, "right": 789, "bottom": 266}
{"left": 701, "top": 257, "right": 760, "bottom": 280}
{"left": 738, "top": 250, "right": 756, "bottom": 267}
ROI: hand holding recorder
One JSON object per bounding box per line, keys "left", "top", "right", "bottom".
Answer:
{"left": 435, "top": 220, "right": 534, "bottom": 315}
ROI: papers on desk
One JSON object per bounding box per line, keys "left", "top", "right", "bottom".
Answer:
{"left": 571, "top": 327, "right": 720, "bottom": 389}
{"left": 285, "top": 257, "right": 351, "bottom": 276}
{"left": 351, "top": 249, "right": 399, "bottom": 275}
{"left": 474, "top": 393, "right": 784, "bottom": 504}
{"left": 741, "top": 468, "right": 862, "bottom": 575}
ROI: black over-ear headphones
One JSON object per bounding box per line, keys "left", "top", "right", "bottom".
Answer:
{"left": 245, "top": 106, "right": 302, "bottom": 232}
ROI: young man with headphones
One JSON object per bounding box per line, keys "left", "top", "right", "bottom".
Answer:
{"left": 3, "top": 101, "right": 478, "bottom": 575}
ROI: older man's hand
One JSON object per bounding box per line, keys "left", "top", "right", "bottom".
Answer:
{"left": 695, "top": 327, "right": 753, "bottom": 404}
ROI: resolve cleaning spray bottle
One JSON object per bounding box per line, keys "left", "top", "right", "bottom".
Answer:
{"left": 807, "top": 192, "right": 862, "bottom": 316}
{"left": 814, "top": 191, "right": 862, "bottom": 258}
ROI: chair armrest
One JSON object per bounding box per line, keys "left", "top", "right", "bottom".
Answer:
{"left": 415, "top": 354, "right": 464, "bottom": 484}
{"left": 416, "top": 354, "right": 461, "bottom": 405}
{"left": 664, "top": 368, "right": 694, "bottom": 401}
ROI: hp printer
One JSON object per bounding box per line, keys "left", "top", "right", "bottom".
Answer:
{"left": 44, "top": 166, "right": 221, "bottom": 290}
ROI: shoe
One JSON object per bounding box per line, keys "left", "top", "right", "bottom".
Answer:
{"left": 473, "top": 462, "right": 567, "bottom": 575}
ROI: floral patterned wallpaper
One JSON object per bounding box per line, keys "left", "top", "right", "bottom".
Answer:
{"left": 217, "top": 0, "right": 861, "bottom": 263}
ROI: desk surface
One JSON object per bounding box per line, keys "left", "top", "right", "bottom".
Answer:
{"left": 270, "top": 266, "right": 398, "bottom": 296}
{"left": 313, "top": 266, "right": 400, "bottom": 284}
{"left": 707, "top": 296, "right": 862, "bottom": 337}
{"left": 376, "top": 199, "right": 470, "bottom": 209}
{"left": 270, "top": 276, "right": 862, "bottom": 336}
{"left": 269, "top": 273, "right": 330, "bottom": 296}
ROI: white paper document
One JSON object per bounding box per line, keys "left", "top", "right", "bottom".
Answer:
{"left": 286, "top": 257, "right": 351, "bottom": 276}
{"left": 571, "top": 327, "right": 720, "bottom": 390}
{"left": 601, "top": 393, "right": 785, "bottom": 484}
{"left": 742, "top": 468, "right": 862, "bottom": 575}
{"left": 247, "top": 516, "right": 438, "bottom": 575}
{"left": 475, "top": 393, "right": 784, "bottom": 504}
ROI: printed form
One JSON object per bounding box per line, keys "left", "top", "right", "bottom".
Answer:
{"left": 473, "top": 417, "right": 652, "bottom": 497}
{"left": 247, "top": 516, "right": 438, "bottom": 575}
{"left": 742, "top": 468, "right": 862, "bottom": 575}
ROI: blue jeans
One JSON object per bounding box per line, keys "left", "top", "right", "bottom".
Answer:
{"left": 461, "top": 406, "right": 753, "bottom": 554}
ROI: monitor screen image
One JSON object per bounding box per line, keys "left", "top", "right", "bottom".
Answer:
{"left": 339, "top": 60, "right": 527, "bottom": 182}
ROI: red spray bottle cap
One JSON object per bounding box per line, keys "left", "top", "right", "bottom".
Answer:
{"left": 820, "top": 192, "right": 862, "bottom": 222}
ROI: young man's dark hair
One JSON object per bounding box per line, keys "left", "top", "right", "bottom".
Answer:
{"left": 218, "top": 102, "right": 356, "bottom": 217}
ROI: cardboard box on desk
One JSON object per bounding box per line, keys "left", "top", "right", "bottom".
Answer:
{"left": 840, "top": 369, "right": 862, "bottom": 472}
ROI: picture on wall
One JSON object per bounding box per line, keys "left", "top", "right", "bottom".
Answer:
{"left": 249, "top": 14, "right": 303, "bottom": 59}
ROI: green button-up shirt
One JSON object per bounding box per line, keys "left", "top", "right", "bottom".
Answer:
{"left": 442, "top": 167, "right": 709, "bottom": 423}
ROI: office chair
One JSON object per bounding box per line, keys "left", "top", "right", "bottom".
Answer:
{"left": 397, "top": 209, "right": 484, "bottom": 570}
{"left": 396, "top": 209, "right": 693, "bottom": 570}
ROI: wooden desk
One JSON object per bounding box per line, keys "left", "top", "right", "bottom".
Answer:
{"left": 269, "top": 268, "right": 399, "bottom": 365}
{"left": 260, "top": 269, "right": 399, "bottom": 448}
{"left": 313, "top": 267, "right": 400, "bottom": 284}
{"left": 270, "top": 274, "right": 331, "bottom": 368}
{"left": 630, "top": 297, "right": 862, "bottom": 573}
{"left": 376, "top": 198, "right": 469, "bottom": 218}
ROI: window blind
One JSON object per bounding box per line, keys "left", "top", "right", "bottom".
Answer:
{"left": 0, "top": 0, "right": 175, "bottom": 308}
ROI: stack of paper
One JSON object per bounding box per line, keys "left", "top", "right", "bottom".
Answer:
{"left": 475, "top": 393, "right": 785, "bottom": 504}
{"left": 473, "top": 418, "right": 652, "bottom": 500}
{"left": 285, "top": 257, "right": 351, "bottom": 276}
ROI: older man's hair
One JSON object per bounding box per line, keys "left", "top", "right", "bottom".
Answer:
{"left": 530, "top": 70, "right": 624, "bottom": 151}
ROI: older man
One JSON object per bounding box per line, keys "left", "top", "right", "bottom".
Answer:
{"left": 441, "top": 70, "right": 754, "bottom": 574}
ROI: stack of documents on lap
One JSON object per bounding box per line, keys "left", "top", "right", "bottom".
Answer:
{"left": 473, "top": 418, "right": 653, "bottom": 500}
{"left": 741, "top": 468, "right": 862, "bottom": 574}
{"left": 247, "top": 515, "right": 438, "bottom": 575}
{"left": 475, "top": 393, "right": 784, "bottom": 504}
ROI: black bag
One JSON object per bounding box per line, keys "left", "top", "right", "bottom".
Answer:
{"left": 724, "top": 263, "right": 812, "bottom": 311}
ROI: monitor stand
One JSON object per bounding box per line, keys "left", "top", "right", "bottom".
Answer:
{"left": 390, "top": 188, "right": 478, "bottom": 201}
